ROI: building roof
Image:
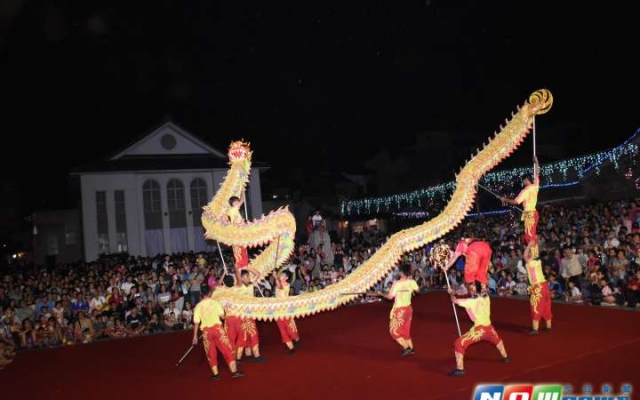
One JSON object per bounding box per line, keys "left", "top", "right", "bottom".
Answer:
{"left": 72, "top": 117, "right": 268, "bottom": 174}
{"left": 72, "top": 155, "right": 269, "bottom": 174}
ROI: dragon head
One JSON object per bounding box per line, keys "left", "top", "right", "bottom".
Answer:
{"left": 228, "top": 140, "right": 252, "bottom": 163}
{"left": 524, "top": 89, "right": 554, "bottom": 117}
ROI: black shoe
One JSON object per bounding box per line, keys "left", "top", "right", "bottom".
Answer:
{"left": 288, "top": 347, "right": 296, "bottom": 355}
{"left": 253, "top": 356, "right": 266, "bottom": 363}
{"left": 211, "top": 374, "right": 221, "bottom": 381}
{"left": 294, "top": 340, "right": 301, "bottom": 348}
{"left": 449, "top": 369, "right": 465, "bottom": 376}
{"left": 502, "top": 357, "right": 511, "bottom": 363}
{"left": 526, "top": 329, "right": 539, "bottom": 335}
{"left": 401, "top": 347, "right": 413, "bottom": 357}
{"left": 231, "top": 371, "right": 245, "bottom": 378}
{"left": 542, "top": 327, "right": 552, "bottom": 333}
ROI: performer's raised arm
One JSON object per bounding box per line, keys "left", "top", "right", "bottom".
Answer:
{"left": 248, "top": 268, "right": 262, "bottom": 285}
{"left": 444, "top": 251, "right": 462, "bottom": 271}
{"left": 272, "top": 271, "right": 284, "bottom": 290}
{"left": 448, "top": 288, "right": 471, "bottom": 308}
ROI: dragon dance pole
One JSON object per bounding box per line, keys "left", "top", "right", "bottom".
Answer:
{"left": 477, "top": 183, "right": 523, "bottom": 212}
{"left": 216, "top": 241, "right": 228, "bottom": 275}
{"left": 443, "top": 271, "right": 463, "bottom": 338}
{"left": 242, "top": 189, "right": 249, "bottom": 221}
{"left": 533, "top": 116, "right": 537, "bottom": 167}
{"left": 274, "top": 235, "right": 281, "bottom": 271}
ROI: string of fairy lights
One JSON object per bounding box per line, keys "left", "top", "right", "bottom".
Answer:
{"left": 341, "top": 128, "right": 640, "bottom": 217}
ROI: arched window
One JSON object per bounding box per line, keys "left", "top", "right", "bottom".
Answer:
{"left": 190, "top": 178, "right": 208, "bottom": 209}
{"left": 142, "top": 180, "right": 161, "bottom": 212}
{"left": 167, "top": 179, "right": 185, "bottom": 211}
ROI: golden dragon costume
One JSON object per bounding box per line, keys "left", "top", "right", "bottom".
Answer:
{"left": 201, "top": 89, "right": 553, "bottom": 321}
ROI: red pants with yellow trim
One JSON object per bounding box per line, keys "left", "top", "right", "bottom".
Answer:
{"left": 202, "top": 325, "right": 235, "bottom": 370}
{"left": 224, "top": 316, "right": 245, "bottom": 349}
{"left": 389, "top": 306, "right": 413, "bottom": 341}
{"left": 464, "top": 242, "right": 492, "bottom": 285}
{"left": 529, "top": 282, "right": 552, "bottom": 322}
{"left": 233, "top": 246, "right": 249, "bottom": 269}
{"left": 454, "top": 324, "right": 502, "bottom": 355}
{"left": 241, "top": 318, "right": 259, "bottom": 347}
{"left": 523, "top": 210, "right": 539, "bottom": 244}
{"left": 276, "top": 318, "right": 299, "bottom": 343}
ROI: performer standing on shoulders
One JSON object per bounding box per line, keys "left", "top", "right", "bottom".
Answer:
{"left": 445, "top": 235, "right": 492, "bottom": 296}
{"left": 238, "top": 269, "right": 266, "bottom": 362}
{"left": 273, "top": 270, "right": 300, "bottom": 354}
{"left": 500, "top": 157, "right": 541, "bottom": 255}
{"left": 448, "top": 286, "right": 510, "bottom": 376}
{"left": 376, "top": 263, "right": 419, "bottom": 357}
{"left": 192, "top": 284, "right": 244, "bottom": 381}
{"left": 523, "top": 240, "right": 552, "bottom": 335}
{"left": 226, "top": 195, "right": 250, "bottom": 283}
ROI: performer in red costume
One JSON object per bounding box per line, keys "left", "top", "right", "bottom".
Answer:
{"left": 238, "top": 270, "right": 265, "bottom": 362}
{"left": 226, "top": 195, "right": 249, "bottom": 283}
{"left": 376, "top": 263, "right": 420, "bottom": 356}
{"left": 192, "top": 285, "right": 244, "bottom": 381}
{"left": 500, "top": 157, "right": 541, "bottom": 255}
{"left": 216, "top": 275, "right": 256, "bottom": 363}
{"left": 523, "top": 240, "right": 552, "bottom": 335}
{"left": 448, "top": 286, "right": 510, "bottom": 376}
{"left": 273, "top": 270, "right": 300, "bottom": 354}
{"left": 445, "top": 235, "right": 492, "bottom": 295}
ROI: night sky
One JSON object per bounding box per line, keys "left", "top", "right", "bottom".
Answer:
{"left": 1, "top": 1, "right": 638, "bottom": 217}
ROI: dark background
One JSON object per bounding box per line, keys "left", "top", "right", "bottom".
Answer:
{"left": 1, "top": 0, "right": 638, "bottom": 218}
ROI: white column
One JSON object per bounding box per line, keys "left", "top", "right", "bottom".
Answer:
{"left": 185, "top": 177, "right": 195, "bottom": 252}
{"left": 125, "top": 184, "right": 141, "bottom": 257}
{"left": 160, "top": 177, "right": 171, "bottom": 254}
{"left": 213, "top": 170, "right": 226, "bottom": 197}
{"left": 249, "top": 168, "right": 263, "bottom": 218}
{"left": 106, "top": 189, "right": 118, "bottom": 254}
{"left": 81, "top": 176, "right": 99, "bottom": 262}
{"left": 136, "top": 175, "right": 148, "bottom": 257}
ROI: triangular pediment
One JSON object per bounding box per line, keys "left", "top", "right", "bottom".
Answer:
{"left": 111, "top": 121, "right": 226, "bottom": 160}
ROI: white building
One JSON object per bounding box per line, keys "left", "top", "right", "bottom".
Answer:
{"left": 72, "top": 119, "right": 266, "bottom": 262}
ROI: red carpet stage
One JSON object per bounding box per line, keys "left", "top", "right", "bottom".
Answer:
{"left": 2, "top": 293, "right": 638, "bottom": 400}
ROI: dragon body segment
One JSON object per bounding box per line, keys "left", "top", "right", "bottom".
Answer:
{"left": 202, "top": 90, "right": 553, "bottom": 321}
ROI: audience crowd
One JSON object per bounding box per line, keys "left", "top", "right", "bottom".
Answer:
{"left": 1, "top": 198, "right": 638, "bottom": 366}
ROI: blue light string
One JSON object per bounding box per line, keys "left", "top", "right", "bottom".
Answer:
{"left": 342, "top": 128, "right": 640, "bottom": 217}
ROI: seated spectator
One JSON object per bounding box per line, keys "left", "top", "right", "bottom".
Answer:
{"left": 514, "top": 275, "right": 528, "bottom": 296}
{"left": 564, "top": 281, "right": 583, "bottom": 303}
{"left": 90, "top": 289, "right": 109, "bottom": 315}
{"left": 18, "top": 319, "right": 37, "bottom": 348}
{"left": 600, "top": 279, "right": 623, "bottom": 306}
{"left": 497, "top": 271, "right": 510, "bottom": 296}
{"left": 74, "top": 311, "right": 95, "bottom": 343}
{"left": 108, "top": 287, "right": 124, "bottom": 313}
{"left": 147, "top": 314, "right": 163, "bottom": 334}
{"left": 624, "top": 270, "right": 640, "bottom": 308}
{"left": 125, "top": 308, "right": 145, "bottom": 336}
{"left": 92, "top": 313, "right": 108, "bottom": 339}
{"left": 105, "top": 318, "right": 127, "bottom": 339}
{"left": 0, "top": 341, "right": 15, "bottom": 369}
{"left": 181, "top": 301, "right": 194, "bottom": 329}
{"left": 487, "top": 273, "right": 497, "bottom": 294}
{"left": 548, "top": 275, "right": 563, "bottom": 299}
{"left": 163, "top": 311, "right": 182, "bottom": 331}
